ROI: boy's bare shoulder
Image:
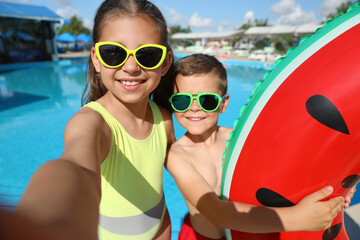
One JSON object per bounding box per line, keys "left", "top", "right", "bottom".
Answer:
{"left": 219, "top": 126, "right": 233, "bottom": 134}
{"left": 166, "top": 136, "right": 200, "bottom": 177}
{"left": 168, "top": 135, "right": 195, "bottom": 161}
{"left": 169, "top": 135, "right": 190, "bottom": 153}
{"left": 218, "top": 126, "right": 233, "bottom": 141}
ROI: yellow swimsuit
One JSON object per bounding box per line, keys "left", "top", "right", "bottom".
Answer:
{"left": 85, "top": 100, "right": 167, "bottom": 240}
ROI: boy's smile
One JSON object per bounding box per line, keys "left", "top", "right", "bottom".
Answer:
{"left": 187, "top": 117, "right": 205, "bottom": 121}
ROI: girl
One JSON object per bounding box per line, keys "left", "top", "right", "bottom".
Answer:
{"left": 14, "top": 0, "right": 175, "bottom": 240}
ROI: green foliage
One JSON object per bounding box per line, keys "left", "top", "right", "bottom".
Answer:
{"left": 168, "top": 25, "right": 192, "bottom": 46}
{"left": 60, "top": 15, "right": 91, "bottom": 35}
{"left": 271, "top": 35, "right": 295, "bottom": 53}
{"left": 239, "top": 20, "right": 253, "bottom": 30}
{"left": 255, "top": 19, "right": 268, "bottom": 27}
{"left": 169, "top": 25, "right": 191, "bottom": 35}
{"left": 236, "top": 19, "right": 270, "bottom": 45}
{"left": 326, "top": 0, "right": 360, "bottom": 19}
{"left": 254, "top": 38, "right": 268, "bottom": 50}
{"left": 239, "top": 18, "right": 269, "bottom": 30}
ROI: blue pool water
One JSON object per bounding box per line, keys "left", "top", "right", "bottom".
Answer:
{"left": 0, "top": 55, "right": 358, "bottom": 239}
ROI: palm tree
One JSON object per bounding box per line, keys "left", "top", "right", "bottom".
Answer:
{"left": 326, "top": 0, "right": 360, "bottom": 20}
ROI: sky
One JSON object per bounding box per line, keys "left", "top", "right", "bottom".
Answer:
{"left": 2, "top": 0, "right": 357, "bottom": 32}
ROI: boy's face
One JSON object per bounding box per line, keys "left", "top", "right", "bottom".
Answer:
{"left": 173, "top": 72, "right": 229, "bottom": 136}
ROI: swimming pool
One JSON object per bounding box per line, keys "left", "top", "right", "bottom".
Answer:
{"left": 0, "top": 54, "right": 358, "bottom": 239}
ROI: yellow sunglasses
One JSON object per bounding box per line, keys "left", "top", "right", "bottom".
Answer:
{"left": 95, "top": 41, "right": 167, "bottom": 69}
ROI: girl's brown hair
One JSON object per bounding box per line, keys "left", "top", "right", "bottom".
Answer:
{"left": 81, "top": 0, "right": 174, "bottom": 108}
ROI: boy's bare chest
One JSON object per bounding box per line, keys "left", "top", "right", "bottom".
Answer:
{"left": 190, "top": 148, "right": 223, "bottom": 195}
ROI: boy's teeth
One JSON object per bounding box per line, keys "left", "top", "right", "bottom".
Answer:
{"left": 189, "top": 118, "right": 201, "bottom": 120}
{"left": 121, "top": 81, "right": 141, "bottom": 86}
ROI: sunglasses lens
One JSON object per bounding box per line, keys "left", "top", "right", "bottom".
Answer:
{"left": 99, "top": 44, "right": 127, "bottom": 66}
{"left": 199, "top": 94, "right": 219, "bottom": 111}
{"left": 136, "top": 47, "right": 164, "bottom": 68}
{"left": 171, "top": 95, "right": 191, "bottom": 111}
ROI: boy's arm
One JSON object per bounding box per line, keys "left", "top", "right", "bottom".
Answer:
{"left": 344, "top": 187, "right": 356, "bottom": 208}
{"left": 166, "top": 146, "right": 344, "bottom": 233}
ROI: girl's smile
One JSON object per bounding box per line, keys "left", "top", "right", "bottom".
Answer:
{"left": 117, "top": 78, "right": 146, "bottom": 91}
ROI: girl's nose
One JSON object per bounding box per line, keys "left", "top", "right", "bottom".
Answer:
{"left": 121, "top": 54, "right": 141, "bottom": 74}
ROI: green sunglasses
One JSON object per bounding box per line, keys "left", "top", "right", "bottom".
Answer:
{"left": 95, "top": 41, "right": 167, "bottom": 69}
{"left": 169, "top": 92, "right": 225, "bottom": 112}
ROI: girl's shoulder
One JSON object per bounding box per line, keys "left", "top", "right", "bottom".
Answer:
{"left": 61, "top": 106, "right": 111, "bottom": 172}
{"left": 66, "top": 105, "right": 108, "bottom": 134}
{"left": 156, "top": 104, "right": 176, "bottom": 145}
{"left": 156, "top": 103, "right": 172, "bottom": 121}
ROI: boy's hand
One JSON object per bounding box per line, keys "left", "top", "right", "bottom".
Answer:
{"left": 294, "top": 186, "right": 344, "bottom": 231}
{"left": 344, "top": 187, "right": 356, "bottom": 208}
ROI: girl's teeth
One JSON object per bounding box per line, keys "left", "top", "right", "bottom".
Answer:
{"left": 121, "top": 81, "right": 141, "bottom": 86}
{"left": 190, "top": 118, "right": 201, "bottom": 120}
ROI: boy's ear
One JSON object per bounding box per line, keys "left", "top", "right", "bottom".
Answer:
{"left": 161, "top": 51, "right": 173, "bottom": 76}
{"left": 91, "top": 47, "right": 101, "bottom": 73}
{"left": 220, "top": 94, "right": 230, "bottom": 113}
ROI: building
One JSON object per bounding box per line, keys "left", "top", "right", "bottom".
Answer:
{"left": 171, "top": 30, "right": 244, "bottom": 47}
{"left": 0, "top": 2, "right": 63, "bottom": 64}
{"left": 170, "top": 23, "right": 323, "bottom": 54}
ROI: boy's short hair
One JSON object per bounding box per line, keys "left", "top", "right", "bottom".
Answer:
{"left": 174, "top": 54, "right": 228, "bottom": 95}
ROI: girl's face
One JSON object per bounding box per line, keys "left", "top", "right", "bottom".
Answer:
{"left": 91, "top": 15, "right": 172, "bottom": 104}
{"left": 173, "top": 72, "right": 229, "bottom": 136}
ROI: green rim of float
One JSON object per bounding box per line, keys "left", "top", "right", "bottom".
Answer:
{"left": 221, "top": 3, "right": 360, "bottom": 201}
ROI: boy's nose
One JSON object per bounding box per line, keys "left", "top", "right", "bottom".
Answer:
{"left": 189, "top": 99, "right": 201, "bottom": 112}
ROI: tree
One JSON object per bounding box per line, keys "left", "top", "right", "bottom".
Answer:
{"left": 239, "top": 20, "right": 253, "bottom": 30}
{"left": 238, "top": 18, "right": 269, "bottom": 30}
{"left": 235, "top": 19, "right": 269, "bottom": 49}
{"left": 255, "top": 19, "right": 268, "bottom": 27}
{"left": 326, "top": 0, "right": 360, "bottom": 20}
{"left": 168, "top": 25, "right": 192, "bottom": 46}
{"left": 169, "top": 25, "right": 191, "bottom": 36}
{"left": 60, "top": 15, "right": 91, "bottom": 35}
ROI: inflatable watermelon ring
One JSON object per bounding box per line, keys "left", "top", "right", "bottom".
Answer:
{"left": 221, "top": 3, "right": 360, "bottom": 240}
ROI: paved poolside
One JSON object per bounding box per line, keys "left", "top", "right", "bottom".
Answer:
{"left": 345, "top": 203, "right": 360, "bottom": 238}
{"left": 58, "top": 50, "right": 90, "bottom": 59}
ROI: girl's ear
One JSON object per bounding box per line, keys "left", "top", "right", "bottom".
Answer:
{"left": 220, "top": 94, "right": 230, "bottom": 113}
{"left": 161, "top": 51, "right": 173, "bottom": 76}
{"left": 91, "top": 47, "right": 101, "bottom": 73}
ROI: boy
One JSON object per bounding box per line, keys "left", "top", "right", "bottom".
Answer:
{"left": 165, "top": 54, "right": 348, "bottom": 240}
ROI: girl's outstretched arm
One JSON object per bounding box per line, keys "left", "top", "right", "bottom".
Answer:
{"left": 16, "top": 160, "right": 101, "bottom": 240}
{"left": 13, "top": 108, "right": 106, "bottom": 240}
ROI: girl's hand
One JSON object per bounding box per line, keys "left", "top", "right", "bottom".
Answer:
{"left": 294, "top": 186, "right": 344, "bottom": 231}
{"left": 344, "top": 187, "right": 356, "bottom": 208}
